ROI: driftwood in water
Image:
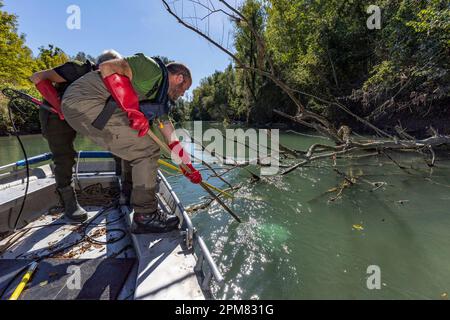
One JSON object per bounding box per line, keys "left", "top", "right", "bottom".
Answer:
{"left": 160, "top": 0, "right": 450, "bottom": 186}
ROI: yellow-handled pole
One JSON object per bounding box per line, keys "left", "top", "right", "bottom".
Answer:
{"left": 9, "top": 262, "right": 38, "bottom": 300}
{"left": 147, "top": 130, "right": 242, "bottom": 223}
{"left": 157, "top": 159, "right": 234, "bottom": 199}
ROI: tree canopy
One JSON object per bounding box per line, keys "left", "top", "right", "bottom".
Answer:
{"left": 0, "top": 1, "right": 74, "bottom": 134}
{"left": 188, "top": 0, "right": 450, "bottom": 135}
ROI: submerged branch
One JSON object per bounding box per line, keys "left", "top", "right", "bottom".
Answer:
{"left": 282, "top": 134, "right": 450, "bottom": 175}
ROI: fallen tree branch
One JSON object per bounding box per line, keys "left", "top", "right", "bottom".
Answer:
{"left": 282, "top": 134, "right": 450, "bottom": 175}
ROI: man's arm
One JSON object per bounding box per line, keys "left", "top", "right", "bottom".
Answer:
{"left": 30, "top": 69, "right": 66, "bottom": 84}
{"left": 98, "top": 58, "right": 133, "bottom": 79}
{"left": 160, "top": 120, "right": 202, "bottom": 184}
{"left": 159, "top": 120, "right": 178, "bottom": 145}
{"left": 99, "top": 58, "right": 148, "bottom": 136}
{"left": 29, "top": 69, "right": 65, "bottom": 119}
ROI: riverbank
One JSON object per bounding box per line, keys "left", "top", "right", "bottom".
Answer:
{"left": 2, "top": 114, "right": 449, "bottom": 139}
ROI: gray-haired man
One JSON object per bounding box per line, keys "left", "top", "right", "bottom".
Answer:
{"left": 61, "top": 53, "right": 202, "bottom": 233}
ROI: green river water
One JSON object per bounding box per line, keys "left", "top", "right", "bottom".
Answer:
{"left": 1, "top": 122, "right": 449, "bottom": 300}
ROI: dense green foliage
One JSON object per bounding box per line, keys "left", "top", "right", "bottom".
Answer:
{"left": 2, "top": 1, "right": 449, "bottom": 135}
{"left": 188, "top": 0, "right": 450, "bottom": 134}
{"left": 0, "top": 1, "right": 69, "bottom": 135}
{"left": 0, "top": 4, "right": 185, "bottom": 135}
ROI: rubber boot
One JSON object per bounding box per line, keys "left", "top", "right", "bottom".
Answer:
{"left": 57, "top": 186, "right": 88, "bottom": 222}
{"left": 131, "top": 209, "right": 179, "bottom": 234}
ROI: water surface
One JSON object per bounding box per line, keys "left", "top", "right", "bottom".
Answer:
{"left": 1, "top": 123, "right": 449, "bottom": 299}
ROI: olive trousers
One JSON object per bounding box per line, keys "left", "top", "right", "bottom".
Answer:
{"left": 61, "top": 71, "right": 160, "bottom": 214}
{"left": 40, "top": 109, "right": 77, "bottom": 189}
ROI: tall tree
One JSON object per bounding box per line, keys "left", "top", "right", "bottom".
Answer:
{"left": 233, "top": 0, "right": 266, "bottom": 123}
{"left": 35, "top": 45, "right": 69, "bottom": 70}
{"left": 188, "top": 65, "right": 238, "bottom": 123}
{"left": 73, "top": 51, "right": 96, "bottom": 63}
{"left": 0, "top": 0, "right": 35, "bottom": 87}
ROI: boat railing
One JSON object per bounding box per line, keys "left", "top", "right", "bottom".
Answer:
{"left": 0, "top": 151, "right": 114, "bottom": 175}
{"left": 157, "top": 170, "right": 224, "bottom": 289}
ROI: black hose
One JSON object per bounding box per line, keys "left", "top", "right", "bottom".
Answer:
{"left": 7, "top": 98, "right": 30, "bottom": 231}
{"left": 30, "top": 201, "right": 124, "bottom": 260}
{"left": 81, "top": 201, "right": 126, "bottom": 245}
{"left": 84, "top": 227, "right": 127, "bottom": 246}
{"left": 0, "top": 90, "right": 130, "bottom": 299}
{"left": 1, "top": 207, "right": 131, "bottom": 299}
{"left": 15, "top": 206, "right": 126, "bottom": 232}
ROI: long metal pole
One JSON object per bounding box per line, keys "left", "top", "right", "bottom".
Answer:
{"left": 146, "top": 129, "right": 242, "bottom": 223}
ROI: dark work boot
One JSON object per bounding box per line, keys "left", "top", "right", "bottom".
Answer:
{"left": 131, "top": 210, "right": 180, "bottom": 234}
{"left": 57, "top": 186, "right": 88, "bottom": 222}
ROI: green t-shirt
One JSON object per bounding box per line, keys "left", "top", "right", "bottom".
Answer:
{"left": 125, "top": 53, "right": 162, "bottom": 100}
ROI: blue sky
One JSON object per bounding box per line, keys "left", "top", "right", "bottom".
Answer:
{"left": 3, "top": 0, "right": 235, "bottom": 97}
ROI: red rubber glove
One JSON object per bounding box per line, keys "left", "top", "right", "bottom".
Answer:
{"left": 35, "top": 79, "right": 64, "bottom": 120}
{"left": 102, "top": 74, "right": 149, "bottom": 137}
{"left": 169, "top": 141, "right": 202, "bottom": 184}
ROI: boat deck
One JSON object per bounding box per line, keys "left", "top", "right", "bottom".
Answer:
{"left": 122, "top": 206, "right": 204, "bottom": 300}
{"left": 0, "top": 206, "right": 137, "bottom": 299}
{"left": 0, "top": 162, "right": 211, "bottom": 300}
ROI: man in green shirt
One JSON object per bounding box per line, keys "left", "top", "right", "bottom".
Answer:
{"left": 61, "top": 53, "right": 202, "bottom": 234}
{"left": 30, "top": 50, "right": 122, "bottom": 222}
